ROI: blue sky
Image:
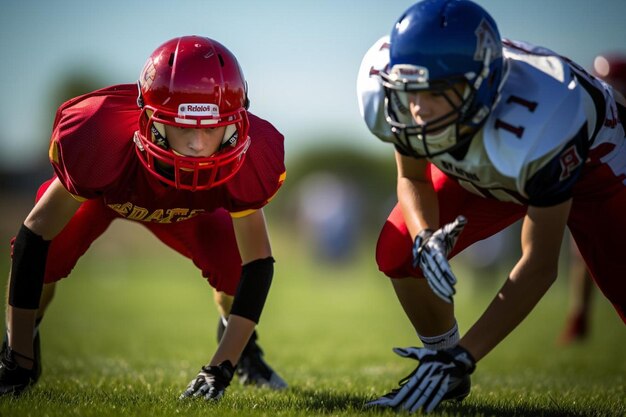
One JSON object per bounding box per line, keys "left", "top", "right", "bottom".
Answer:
{"left": 1, "top": 0, "right": 625, "bottom": 169}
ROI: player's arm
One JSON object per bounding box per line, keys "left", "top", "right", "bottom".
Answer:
{"left": 208, "top": 208, "right": 272, "bottom": 367}
{"left": 396, "top": 151, "right": 467, "bottom": 302}
{"left": 7, "top": 177, "right": 82, "bottom": 367}
{"left": 459, "top": 199, "right": 572, "bottom": 361}
{"left": 24, "top": 178, "right": 83, "bottom": 239}
{"left": 396, "top": 151, "right": 439, "bottom": 237}
{"left": 180, "top": 208, "right": 274, "bottom": 400}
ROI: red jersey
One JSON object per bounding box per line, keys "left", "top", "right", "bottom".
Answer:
{"left": 48, "top": 84, "right": 286, "bottom": 222}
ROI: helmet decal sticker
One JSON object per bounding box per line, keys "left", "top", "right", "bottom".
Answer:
{"left": 474, "top": 19, "right": 502, "bottom": 62}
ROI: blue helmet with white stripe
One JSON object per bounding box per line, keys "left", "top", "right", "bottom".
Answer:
{"left": 380, "top": 0, "right": 505, "bottom": 157}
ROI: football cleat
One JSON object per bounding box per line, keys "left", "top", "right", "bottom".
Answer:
{"left": 2, "top": 325, "right": 41, "bottom": 380}
{"left": 236, "top": 336, "right": 288, "bottom": 389}
{"left": 0, "top": 346, "right": 39, "bottom": 396}
{"left": 217, "top": 318, "right": 287, "bottom": 389}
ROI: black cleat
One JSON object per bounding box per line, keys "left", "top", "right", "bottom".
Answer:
{"left": 236, "top": 336, "right": 288, "bottom": 389}
{"left": 217, "top": 318, "right": 287, "bottom": 389}
{"left": 0, "top": 325, "right": 41, "bottom": 396}
{"left": 0, "top": 347, "right": 39, "bottom": 396}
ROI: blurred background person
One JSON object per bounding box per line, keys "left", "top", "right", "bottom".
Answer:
{"left": 296, "top": 171, "right": 362, "bottom": 263}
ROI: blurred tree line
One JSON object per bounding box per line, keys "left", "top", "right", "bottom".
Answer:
{"left": 0, "top": 70, "right": 105, "bottom": 197}
{"left": 0, "top": 71, "right": 110, "bottom": 244}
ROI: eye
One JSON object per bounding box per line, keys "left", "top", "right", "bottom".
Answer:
{"left": 429, "top": 87, "right": 452, "bottom": 99}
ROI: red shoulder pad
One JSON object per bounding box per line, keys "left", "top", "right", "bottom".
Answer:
{"left": 224, "top": 113, "right": 286, "bottom": 215}
{"left": 48, "top": 84, "right": 141, "bottom": 199}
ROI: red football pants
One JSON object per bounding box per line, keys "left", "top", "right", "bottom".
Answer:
{"left": 31, "top": 178, "right": 242, "bottom": 295}
{"left": 376, "top": 164, "right": 626, "bottom": 323}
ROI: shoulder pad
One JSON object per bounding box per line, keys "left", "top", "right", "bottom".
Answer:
{"left": 224, "top": 113, "right": 286, "bottom": 214}
{"left": 49, "top": 84, "right": 140, "bottom": 198}
{"left": 483, "top": 48, "right": 587, "bottom": 180}
{"left": 357, "top": 36, "right": 396, "bottom": 144}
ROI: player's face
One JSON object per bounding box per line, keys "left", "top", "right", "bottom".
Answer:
{"left": 164, "top": 125, "right": 226, "bottom": 157}
{"left": 407, "top": 87, "right": 463, "bottom": 132}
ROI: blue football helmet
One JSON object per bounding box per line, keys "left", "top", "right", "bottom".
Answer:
{"left": 379, "top": 0, "right": 505, "bottom": 157}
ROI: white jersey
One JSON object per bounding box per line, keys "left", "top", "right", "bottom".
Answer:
{"left": 357, "top": 37, "right": 626, "bottom": 206}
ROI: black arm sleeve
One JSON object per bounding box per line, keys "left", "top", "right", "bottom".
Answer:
{"left": 9, "top": 224, "right": 50, "bottom": 309}
{"left": 229, "top": 257, "right": 274, "bottom": 324}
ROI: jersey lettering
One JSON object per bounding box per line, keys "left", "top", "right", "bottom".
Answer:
{"left": 107, "top": 203, "right": 205, "bottom": 223}
{"left": 506, "top": 95, "right": 537, "bottom": 112}
{"left": 494, "top": 118, "right": 524, "bottom": 138}
{"left": 440, "top": 161, "right": 480, "bottom": 181}
{"left": 493, "top": 95, "right": 537, "bottom": 138}
{"left": 369, "top": 67, "right": 381, "bottom": 76}
{"left": 559, "top": 145, "right": 582, "bottom": 181}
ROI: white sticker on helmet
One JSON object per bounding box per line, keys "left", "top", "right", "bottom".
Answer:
{"left": 389, "top": 64, "right": 429, "bottom": 85}
{"left": 178, "top": 103, "right": 220, "bottom": 117}
{"left": 175, "top": 103, "right": 221, "bottom": 125}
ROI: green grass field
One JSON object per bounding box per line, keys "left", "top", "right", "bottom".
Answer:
{"left": 0, "top": 220, "right": 624, "bottom": 417}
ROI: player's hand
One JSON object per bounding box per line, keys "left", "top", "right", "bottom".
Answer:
{"left": 412, "top": 216, "right": 467, "bottom": 303}
{"left": 366, "top": 345, "right": 475, "bottom": 413}
{"left": 179, "top": 360, "right": 235, "bottom": 401}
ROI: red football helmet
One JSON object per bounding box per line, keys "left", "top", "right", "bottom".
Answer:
{"left": 592, "top": 53, "right": 626, "bottom": 96}
{"left": 135, "top": 36, "right": 251, "bottom": 191}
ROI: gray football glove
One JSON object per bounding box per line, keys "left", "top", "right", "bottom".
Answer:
{"left": 179, "top": 360, "right": 235, "bottom": 401}
{"left": 412, "top": 216, "right": 467, "bottom": 303}
{"left": 366, "top": 346, "right": 475, "bottom": 413}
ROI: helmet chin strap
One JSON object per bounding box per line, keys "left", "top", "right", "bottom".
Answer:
{"left": 219, "top": 124, "right": 238, "bottom": 150}
{"left": 151, "top": 122, "right": 169, "bottom": 149}
{"left": 425, "top": 125, "right": 456, "bottom": 148}
{"left": 409, "top": 125, "right": 456, "bottom": 156}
